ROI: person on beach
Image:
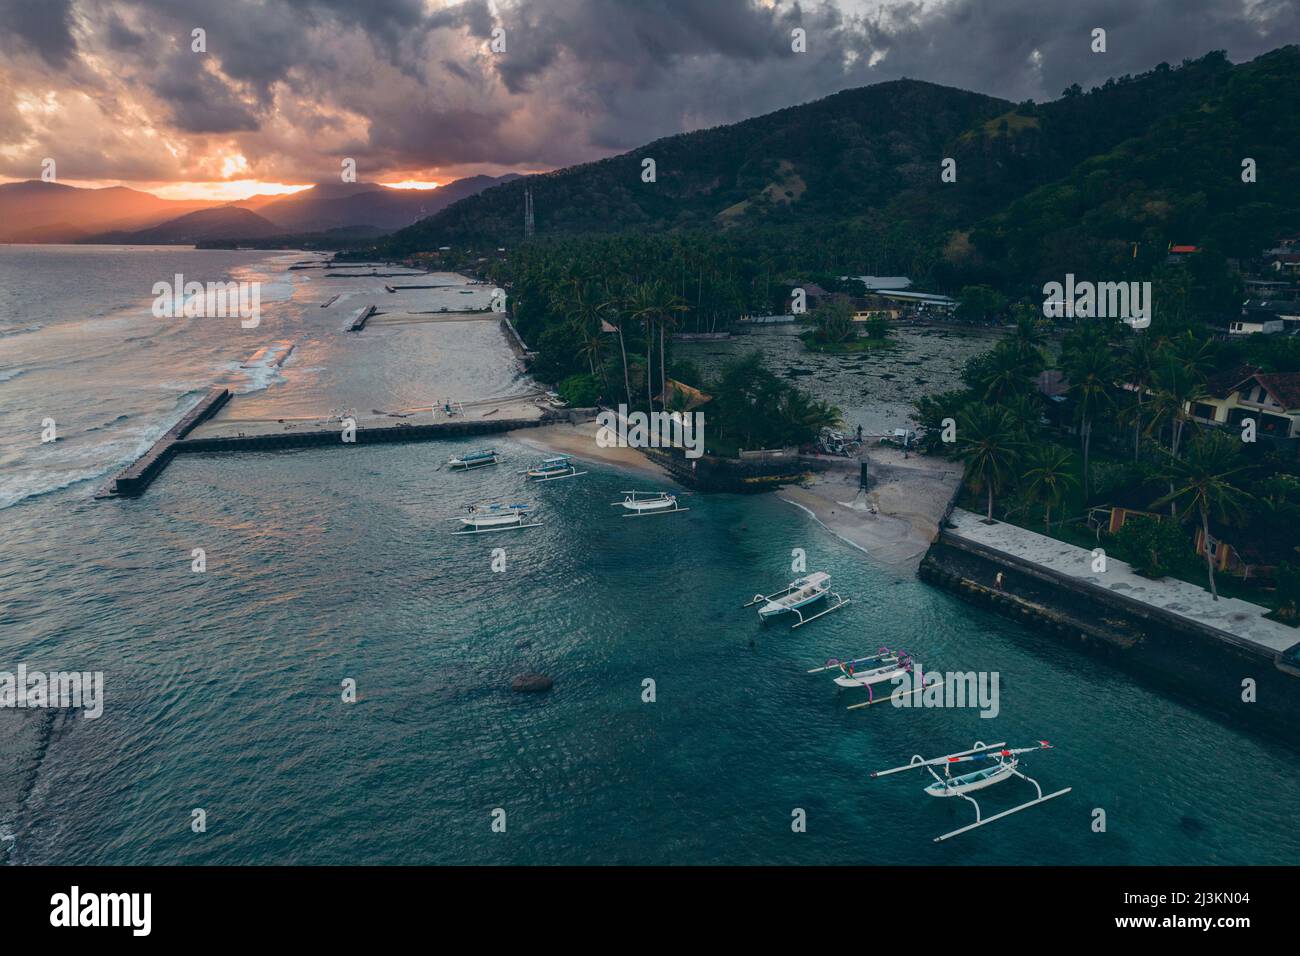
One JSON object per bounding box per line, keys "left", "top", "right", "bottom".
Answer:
{"left": 995, "top": 571, "right": 1004, "bottom": 590}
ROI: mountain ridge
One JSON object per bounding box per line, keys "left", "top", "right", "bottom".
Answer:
{"left": 0, "top": 174, "right": 521, "bottom": 244}
{"left": 375, "top": 47, "right": 1298, "bottom": 290}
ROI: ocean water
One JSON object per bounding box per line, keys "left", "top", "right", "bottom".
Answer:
{"left": 1, "top": 246, "right": 1297, "bottom": 865}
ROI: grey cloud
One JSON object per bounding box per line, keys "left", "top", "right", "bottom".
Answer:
{"left": 0, "top": 0, "right": 79, "bottom": 67}
{"left": 147, "top": 52, "right": 261, "bottom": 133}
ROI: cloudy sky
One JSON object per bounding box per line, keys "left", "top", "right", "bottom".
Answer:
{"left": 1, "top": 0, "right": 1296, "bottom": 198}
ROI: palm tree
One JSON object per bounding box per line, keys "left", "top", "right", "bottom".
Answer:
{"left": 1167, "top": 330, "right": 1217, "bottom": 382}
{"left": 1010, "top": 307, "right": 1046, "bottom": 365}
{"left": 648, "top": 282, "right": 689, "bottom": 408}
{"left": 600, "top": 286, "right": 634, "bottom": 409}
{"left": 1022, "top": 445, "right": 1079, "bottom": 532}
{"left": 1062, "top": 344, "right": 1115, "bottom": 498}
{"left": 1151, "top": 432, "right": 1253, "bottom": 601}
{"left": 954, "top": 404, "right": 1024, "bottom": 521}
{"left": 1145, "top": 363, "right": 1207, "bottom": 460}
{"left": 1120, "top": 332, "right": 1158, "bottom": 462}
{"left": 981, "top": 339, "right": 1042, "bottom": 404}
{"left": 565, "top": 281, "right": 605, "bottom": 378}
{"left": 775, "top": 388, "right": 842, "bottom": 446}
{"left": 1002, "top": 391, "right": 1044, "bottom": 441}
{"left": 627, "top": 281, "right": 660, "bottom": 411}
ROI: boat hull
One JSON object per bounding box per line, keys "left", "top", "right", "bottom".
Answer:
{"left": 758, "top": 590, "right": 827, "bottom": 619}
{"left": 925, "top": 762, "right": 1015, "bottom": 797}
{"left": 832, "top": 664, "right": 908, "bottom": 688}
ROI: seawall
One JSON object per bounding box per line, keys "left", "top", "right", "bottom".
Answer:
{"left": 920, "top": 532, "right": 1300, "bottom": 741}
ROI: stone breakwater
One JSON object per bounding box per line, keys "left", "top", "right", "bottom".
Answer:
{"left": 920, "top": 527, "right": 1300, "bottom": 743}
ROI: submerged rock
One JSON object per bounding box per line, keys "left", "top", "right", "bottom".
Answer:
{"left": 511, "top": 673, "right": 553, "bottom": 693}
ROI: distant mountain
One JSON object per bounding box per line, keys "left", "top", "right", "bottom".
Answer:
{"left": 91, "top": 207, "right": 282, "bottom": 244}
{"left": 378, "top": 47, "right": 1300, "bottom": 288}
{"left": 0, "top": 181, "right": 212, "bottom": 243}
{"left": 0, "top": 174, "right": 522, "bottom": 245}
{"left": 232, "top": 175, "right": 521, "bottom": 235}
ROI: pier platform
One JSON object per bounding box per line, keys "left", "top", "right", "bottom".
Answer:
{"left": 99, "top": 393, "right": 566, "bottom": 499}
{"left": 98, "top": 388, "right": 232, "bottom": 497}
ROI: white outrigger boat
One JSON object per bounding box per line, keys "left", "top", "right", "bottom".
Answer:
{"left": 450, "top": 503, "right": 541, "bottom": 535}
{"left": 610, "top": 490, "right": 688, "bottom": 517}
{"left": 743, "top": 571, "right": 849, "bottom": 628}
{"left": 807, "top": 647, "right": 921, "bottom": 707}
{"left": 447, "top": 448, "right": 498, "bottom": 471}
{"left": 524, "top": 455, "right": 587, "bottom": 482}
{"left": 870, "top": 740, "right": 1071, "bottom": 842}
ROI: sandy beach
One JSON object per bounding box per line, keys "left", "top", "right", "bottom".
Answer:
{"left": 510, "top": 420, "right": 672, "bottom": 481}
{"left": 778, "top": 445, "right": 963, "bottom": 572}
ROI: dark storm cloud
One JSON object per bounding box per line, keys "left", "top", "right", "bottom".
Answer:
{"left": 147, "top": 51, "right": 261, "bottom": 133}
{"left": 857, "top": 0, "right": 1300, "bottom": 102}
{"left": 1, "top": 0, "right": 1297, "bottom": 185}
{"left": 0, "top": 0, "right": 79, "bottom": 67}
{"left": 492, "top": 0, "right": 810, "bottom": 95}
{"left": 106, "top": 13, "right": 145, "bottom": 50}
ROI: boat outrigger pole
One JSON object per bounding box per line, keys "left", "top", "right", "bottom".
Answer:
{"left": 743, "top": 572, "right": 851, "bottom": 628}
{"left": 871, "top": 740, "right": 1071, "bottom": 842}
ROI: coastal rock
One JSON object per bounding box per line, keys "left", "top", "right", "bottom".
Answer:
{"left": 511, "top": 673, "right": 553, "bottom": 693}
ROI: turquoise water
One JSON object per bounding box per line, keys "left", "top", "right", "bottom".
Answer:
{"left": 1, "top": 247, "right": 1298, "bottom": 865}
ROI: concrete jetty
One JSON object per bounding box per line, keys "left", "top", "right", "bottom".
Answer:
{"left": 99, "top": 399, "right": 573, "bottom": 499}
{"left": 348, "top": 305, "right": 377, "bottom": 331}
{"left": 99, "top": 388, "right": 232, "bottom": 497}
{"left": 180, "top": 414, "right": 552, "bottom": 453}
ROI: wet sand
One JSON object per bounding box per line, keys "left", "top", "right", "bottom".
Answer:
{"left": 778, "top": 446, "right": 963, "bottom": 572}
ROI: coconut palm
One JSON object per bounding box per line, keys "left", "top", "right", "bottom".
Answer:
{"left": 1010, "top": 307, "right": 1046, "bottom": 365}
{"left": 1121, "top": 332, "right": 1158, "bottom": 462}
{"left": 1022, "top": 445, "right": 1079, "bottom": 532}
{"left": 564, "top": 281, "right": 605, "bottom": 378}
{"left": 598, "top": 288, "right": 635, "bottom": 410}
{"left": 981, "top": 339, "right": 1042, "bottom": 404}
{"left": 1061, "top": 344, "right": 1115, "bottom": 498}
{"left": 648, "top": 282, "right": 689, "bottom": 408}
{"left": 1167, "top": 330, "right": 1217, "bottom": 382}
{"left": 1145, "top": 363, "right": 1207, "bottom": 460}
{"left": 627, "top": 281, "right": 662, "bottom": 411}
{"left": 1002, "top": 391, "right": 1045, "bottom": 441}
{"left": 1151, "top": 432, "right": 1253, "bottom": 601}
{"left": 954, "top": 404, "right": 1024, "bottom": 521}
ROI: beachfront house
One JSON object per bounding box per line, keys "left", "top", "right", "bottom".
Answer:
{"left": 1187, "top": 367, "right": 1300, "bottom": 441}
{"left": 1237, "top": 298, "right": 1300, "bottom": 334}
{"left": 1228, "top": 314, "right": 1285, "bottom": 335}
{"left": 787, "top": 282, "right": 832, "bottom": 312}
{"left": 843, "top": 275, "right": 913, "bottom": 293}
{"left": 874, "top": 290, "right": 958, "bottom": 317}
{"left": 851, "top": 301, "right": 902, "bottom": 322}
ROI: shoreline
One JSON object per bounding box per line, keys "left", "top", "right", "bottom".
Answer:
{"left": 509, "top": 420, "right": 673, "bottom": 482}
{"left": 777, "top": 446, "right": 964, "bottom": 572}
